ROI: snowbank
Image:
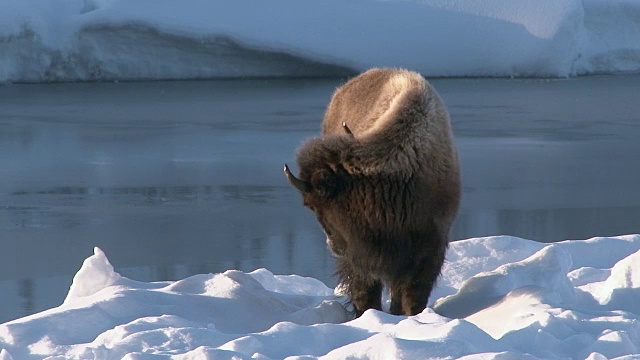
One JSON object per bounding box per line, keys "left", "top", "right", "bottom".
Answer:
{"left": 2, "top": 235, "right": 640, "bottom": 359}
{"left": 1, "top": 0, "right": 639, "bottom": 82}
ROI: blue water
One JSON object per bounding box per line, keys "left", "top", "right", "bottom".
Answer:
{"left": 1, "top": 75, "right": 639, "bottom": 323}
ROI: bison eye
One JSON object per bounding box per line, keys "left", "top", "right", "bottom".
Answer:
{"left": 312, "top": 169, "right": 341, "bottom": 198}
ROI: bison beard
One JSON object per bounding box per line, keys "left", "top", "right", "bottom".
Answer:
{"left": 285, "top": 68, "right": 461, "bottom": 317}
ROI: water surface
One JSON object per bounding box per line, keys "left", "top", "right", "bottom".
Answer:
{"left": 1, "top": 75, "right": 639, "bottom": 322}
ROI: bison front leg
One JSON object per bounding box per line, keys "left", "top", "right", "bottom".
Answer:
{"left": 350, "top": 277, "right": 383, "bottom": 317}
{"left": 336, "top": 259, "right": 382, "bottom": 317}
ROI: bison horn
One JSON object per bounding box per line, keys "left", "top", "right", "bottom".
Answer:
{"left": 284, "top": 164, "right": 312, "bottom": 193}
{"left": 342, "top": 122, "right": 354, "bottom": 137}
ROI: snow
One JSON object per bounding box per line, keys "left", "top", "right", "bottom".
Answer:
{"left": 2, "top": 235, "right": 640, "bottom": 359}
{"left": 1, "top": 0, "right": 640, "bottom": 82}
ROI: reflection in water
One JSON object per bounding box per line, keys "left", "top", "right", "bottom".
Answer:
{"left": 7, "top": 184, "right": 640, "bottom": 239}
{"left": 452, "top": 206, "right": 640, "bottom": 243}
{"left": 11, "top": 185, "right": 217, "bottom": 203}
{"left": 1, "top": 185, "right": 285, "bottom": 232}
{"left": 18, "top": 279, "right": 34, "bottom": 315}
{"left": 221, "top": 186, "right": 278, "bottom": 203}
{"left": 1, "top": 76, "right": 639, "bottom": 323}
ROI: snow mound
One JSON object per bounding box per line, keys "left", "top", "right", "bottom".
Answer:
{"left": 1, "top": 235, "right": 640, "bottom": 359}
{"left": 1, "top": 0, "right": 640, "bottom": 82}
{"left": 64, "top": 247, "right": 123, "bottom": 305}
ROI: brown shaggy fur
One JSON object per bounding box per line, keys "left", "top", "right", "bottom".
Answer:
{"left": 286, "top": 68, "right": 461, "bottom": 316}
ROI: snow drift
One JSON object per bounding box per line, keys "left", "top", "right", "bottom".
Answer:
{"left": 1, "top": 0, "right": 640, "bottom": 83}
{"left": 1, "top": 234, "right": 639, "bottom": 359}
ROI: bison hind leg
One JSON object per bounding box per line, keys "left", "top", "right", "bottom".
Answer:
{"left": 390, "top": 258, "right": 446, "bottom": 316}
{"left": 389, "top": 287, "right": 404, "bottom": 316}
{"left": 389, "top": 278, "right": 434, "bottom": 316}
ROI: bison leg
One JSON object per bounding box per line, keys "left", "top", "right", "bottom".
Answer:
{"left": 389, "top": 287, "right": 404, "bottom": 315}
{"left": 392, "top": 249, "right": 446, "bottom": 316}
{"left": 401, "top": 280, "right": 433, "bottom": 315}
{"left": 337, "top": 260, "right": 382, "bottom": 316}
{"left": 388, "top": 278, "right": 433, "bottom": 316}
{"left": 350, "top": 277, "right": 383, "bottom": 317}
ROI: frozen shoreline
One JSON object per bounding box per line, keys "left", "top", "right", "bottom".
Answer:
{"left": 1, "top": 234, "right": 639, "bottom": 359}
{"left": 1, "top": 0, "right": 640, "bottom": 83}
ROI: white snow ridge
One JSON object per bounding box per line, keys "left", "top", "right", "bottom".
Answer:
{"left": 1, "top": 0, "right": 640, "bottom": 83}
{"left": 63, "top": 247, "right": 123, "bottom": 305}
{"left": 1, "top": 235, "right": 640, "bottom": 359}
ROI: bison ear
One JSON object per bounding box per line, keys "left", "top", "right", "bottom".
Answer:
{"left": 311, "top": 168, "right": 344, "bottom": 198}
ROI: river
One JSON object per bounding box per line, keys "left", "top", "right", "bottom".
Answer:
{"left": 1, "top": 75, "right": 639, "bottom": 322}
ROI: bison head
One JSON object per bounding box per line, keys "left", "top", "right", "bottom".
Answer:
{"left": 284, "top": 160, "right": 351, "bottom": 257}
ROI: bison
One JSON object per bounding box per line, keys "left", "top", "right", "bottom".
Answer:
{"left": 284, "top": 68, "right": 461, "bottom": 316}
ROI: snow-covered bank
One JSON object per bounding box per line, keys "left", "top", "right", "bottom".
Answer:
{"left": 1, "top": 235, "right": 639, "bottom": 359}
{"left": 1, "top": 0, "right": 640, "bottom": 83}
